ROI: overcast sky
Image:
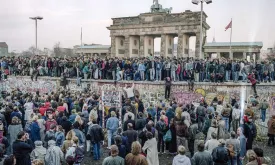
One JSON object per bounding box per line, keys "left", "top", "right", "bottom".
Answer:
{"left": 0, "top": 0, "right": 275, "bottom": 52}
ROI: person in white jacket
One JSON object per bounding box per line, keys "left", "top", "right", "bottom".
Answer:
{"left": 24, "top": 98, "right": 34, "bottom": 121}
{"left": 172, "top": 145, "right": 191, "bottom": 165}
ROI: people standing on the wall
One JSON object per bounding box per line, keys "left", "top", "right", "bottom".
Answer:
{"left": 247, "top": 72, "right": 258, "bottom": 96}
{"left": 164, "top": 77, "right": 171, "bottom": 100}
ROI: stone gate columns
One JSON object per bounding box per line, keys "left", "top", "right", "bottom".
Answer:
{"left": 195, "top": 33, "right": 200, "bottom": 59}
{"left": 144, "top": 36, "right": 154, "bottom": 57}
{"left": 161, "top": 34, "right": 174, "bottom": 58}
{"left": 160, "top": 34, "right": 166, "bottom": 57}
{"left": 124, "top": 35, "right": 130, "bottom": 57}
{"left": 115, "top": 36, "right": 125, "bottom": 58}
{"left": 111, "top": 37, "right": 116, "bottom": 57}
{"left": 139, "top": 36, "right": 145, "bottom": 57}
{"left": 129, "top": 36, "right": 140, "bottom": 58}
{"left": 177, "top": 34, "right": 189, "bottom": 58}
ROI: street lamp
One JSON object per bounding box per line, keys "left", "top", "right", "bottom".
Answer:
{"left": 29, "top": 16, "right": 43, "bottom": 50}
{"left": 192, "top": 0, "right": 212, "bottom": 59}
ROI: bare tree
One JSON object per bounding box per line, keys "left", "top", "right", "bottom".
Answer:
{"left": 265, "top": 43, "right": 275, "bottom": 61}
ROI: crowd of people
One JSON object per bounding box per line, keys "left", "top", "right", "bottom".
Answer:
{"left": 0, "top": 81, "right": 273, "bottom": 165}
{"left": 0, "top": 56, "right": 274, "bottom": 84}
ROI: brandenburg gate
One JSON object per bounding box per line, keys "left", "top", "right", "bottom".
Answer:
{"left": 107, "top": 1, "right": 210, "bottom": 58}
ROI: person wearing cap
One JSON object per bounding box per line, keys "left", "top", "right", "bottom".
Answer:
{"left": 103, "top": 145, "right": 124, "bottom": 165}
{"left": 172, "top": 145, "right": 191, "bottom": 165}
{"left": 30, "top": 141, "right": 46, "bottom": 164}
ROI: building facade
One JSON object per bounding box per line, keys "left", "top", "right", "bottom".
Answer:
{"left": 0, "top": 42, "right": 8, "bottom": 57}
{"left": 107, "top": 7, "right": 210, "bottom": 59}
{"left": 204, "top": 42, "right": 263, "bottom": 60}
{"left": 75, "top": 45, "right": 111, "bottom": 58}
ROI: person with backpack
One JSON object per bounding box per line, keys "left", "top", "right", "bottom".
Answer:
{"left": 225, "top": 131, "right": 240, "bottom": 165}
{"left": 267, "top": 114, "right": 275, "bottom": 146}
{"left": 211, "top": 139, "right": 229, "bottom": 165}
{"left": 259, "top": 99, "right": 269, "bottom": 122}
{"left": 65, "top": 136, "right": 84, "bottom": 165}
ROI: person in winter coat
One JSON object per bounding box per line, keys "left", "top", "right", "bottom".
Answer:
{"left": 72, "top": 121, "right": 86, "bottom": 147}
{"left": 245, "top": 150, "right": 258, "bottom": 165}
{"left": 172, "top": 145, "right": 191, "bottom": 165}
{"left": 30, "top": 141, "right": 46, "bottom": 164}
{"left": 248, "top": 72, "right": 257, "bottom": 96}
{"left": 191, "top": 141, "right": 213, "bottom": 165}
{"left": 267, "top": 114, "right": 275, "bottom": 146}
{"left": 44, "top": 124, "right": 56, "bottom": 148}
{"left": 87, "top": 119, "right": 104, "bottom": 160}
{"left": 142, "top": 132, "right": 159, "bottom": 165}
{"left": 8, "top": 117, "right": 22, "bottom": 153}
{"left": 165, "top": 77, "right": 171, "bottom": 99}
{"left": 106, "top": 111, "right": 119, "bottom": 148}
{"left": 205, "top": 132, "right": 219, "bottom": 155}
{"left": 206, "top": 120, "right": 218, "bottom": 141}
{"left": 45, "top": 114, "right": 57, "bottom": 131}
{"left": 169, "top": 119, "right": 177, "bottom": 154}
{"left": 103, "top": 145, "right": 125, "bottom": 165}
{"left": 135, "top": 112, "right": 147, "bottom": 134}
{"left": 60, "top": 116, "right": 72, "bottom": 135}
{"left": 61, "top": 130, "right": 74, "bottom": 154}
{"left": 217, "top": 115, "right": 226, "bottom": 139}
{"left": 45, "top": 140, "right": 64, "bottom": 165}
{"left": 123, "top": 123, "right": 138, "bottom": 153}
{"left": 212, "top": 139, "right": 229, "bottom": 165}
{"left": 221, "top": 104, "right": 232, "bottom": 132}
{"left": 156, "top": 115, "right": 167, "bottom": 153}
{"left": 237, "top": 127, "right": 246, "bottom": 165}
{"left": 124, "top": 115, "right": 135, "bottom": 131}
{"left": 55, "top": 125, "right": 65, "bottom": 147}
{"left": 125, "top": 141, "right": 148, "bottom": 165}
{"left": 12, "top": 131, "right": 33, "bottom": 165}
{"left": 23, "top": 99, "right": 34, "bottom": 122}
{"left": 30, "top": 116, "right": 41, "bottom": 142}
{"left": 243, "top": 116, "right": 257, "bottom": 150}
{"left": 37, "top": 114, "right": 46, "bottom": 142}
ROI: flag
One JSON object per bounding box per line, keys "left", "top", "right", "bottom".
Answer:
{"left": 225, "top": 21, "right": 232, "bottom": 31}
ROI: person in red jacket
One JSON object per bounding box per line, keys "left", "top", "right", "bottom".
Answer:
{"left": 248, "top": 72, "right": 257, "bottom": 96}
{"left": 39, "top": 104, "right": 47, "bottom": 116}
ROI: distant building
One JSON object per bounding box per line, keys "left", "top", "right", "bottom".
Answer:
{"left": 53, "top": 47, "right": 74, "bottom": 57}
{"left": 204, "top": 42, "right": 263, "bottom": 60}
{"left": 0, "top": 42, "right": 8, "bottom": 57}
{"left": 75, "top": 44, "right": 111, "bottom": 58}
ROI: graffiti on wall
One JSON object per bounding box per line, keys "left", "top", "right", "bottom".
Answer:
{"left": 0, "top": 77, "right": 56, "bottom": 94}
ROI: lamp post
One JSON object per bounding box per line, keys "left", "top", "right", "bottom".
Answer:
{"left": 192, "top": 0, "right": 212, "bottom": 59}
{"left": 29, "top": 16, "right": 43, "bottom": 50}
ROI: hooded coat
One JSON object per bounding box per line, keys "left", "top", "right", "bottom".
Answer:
{"left": 45, "top": 140, "right": 64, "bottom": 165}
{"left": 30, "top": 141, "right": 47, "bottom": 163}
{"left": 172, "top": 154, "right": 191, "bottom": 165}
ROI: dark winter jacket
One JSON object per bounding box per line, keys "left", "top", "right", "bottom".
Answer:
{"left": 87, "top": 124, "right": 104, "bottom": 144}
{"left": 13, "top": 140, "right": 33, "bottom": 165}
